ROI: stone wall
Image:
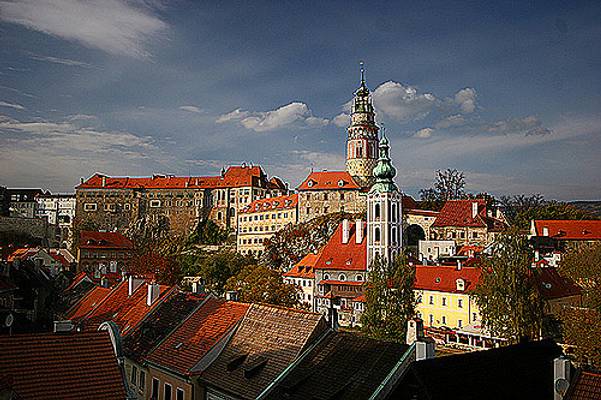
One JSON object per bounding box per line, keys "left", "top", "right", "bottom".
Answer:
{"left": 298, "top": 190, "right": 366, "bottom": 223}
{"left": 0, "top": 216, "right": 58, "bottom": 246}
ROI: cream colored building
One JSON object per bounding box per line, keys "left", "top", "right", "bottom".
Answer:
{"left": 237, "top": 194, "right": 298, "bottom": 256}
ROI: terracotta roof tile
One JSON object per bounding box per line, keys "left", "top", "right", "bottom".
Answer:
{"left": 414, "top": 265, "right": 481, "bottom": 293}
{"left": 79, "top": 231, "right": 133, "bottom": 249}
{"left": 533, "top": 268, "right": 582, "bottom": 300}
{"left": 533, "top": 220, "right": 601, "bottom": 241}
{"left": 199, "top": 304, "right": 327, "bottom": 400}
{"left": 297, "top": 171, "right": 361, "bottom": 191}
{"left": 123, "top": 291, "right": 208, "bottom": 363}
{"left": 65, "top": 286, "right": 111, "bottom": 322}
{"left": 0, "top": 331, "right": 126, "bottom": 400}
{"left": 314, "top": 222, "right": 367, "bottom": 271}
{"left": 283, "top": 252, "right": 320, "bottom": 278}
{"left": 566, "top": 370, "right": 601, "bottom": 400}
{"left": 145, "top": 298, "right": 248, "bottom": 375}
{"left": 432, "top": 200, "right": 488, "bottom": 228}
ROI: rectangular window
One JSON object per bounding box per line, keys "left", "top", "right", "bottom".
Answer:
{"left": 442, "top": 297, "right": 447, "bottom": 306}
{"left": 139, "top": 370, "right": 145, "bottom": 389}
{"left": 458, "top": 319, "right": 463, "bottom": 328}
{"left": 164, "top": 383, "right": 172, "bottom": 400}
{"left": 442, "top": 316, "right": 446, "bottom": 325}
{"left": 429, "top": 314, "right": 433, "bottom": 325}
{"left": 429, "top": 296, "right": 434, "bottom": 305}
{"left": 458, "top": 299, "right": 463, "bottom": 308}
{"left": 84, "top": 203, "right": 97, "bottom": 211}
{"left": 150, "top": 200, "right": 161, "bottom": 208}
{"left": 131, "top": 365, "right": 138, "bottom": 386}
{"left": 176, "top": 388, "right": 185, "bottom": 400}
{"left": 151, "top": 378, "right": 159, "bottom": 399}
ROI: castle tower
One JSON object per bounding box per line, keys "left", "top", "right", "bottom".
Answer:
{"left": 346, "top": 63, "right": 379, "bottom": 188}
{"left": 366, "top": 131, "right": 403, "bottom": 269}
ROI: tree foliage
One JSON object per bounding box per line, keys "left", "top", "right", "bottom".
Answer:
{"left": 261, "top": 212, "right": 360, "bottom": 271}
{"left": 418, "top": 169, "right": 466, "bottom": 210}
{"left": 225, "top": 264, "right": 299, "bottom": 307}
{"left": 560, "top": 242, "right": 601, "bottom": 311}
{"left": 182, "top": 251, "right": 255, "bottom": 295}
{"left": 560, "top": 307, "right": 601, "bottom": 369}
{"left": 473, "top": 227, "right": 545, "bottom": 343}
{"left": 498, "top": 194, "right": 592, "bottom": 230}
{"left": 362, "top": 253, "right": 416, "bottom": 342}
{"left": 188, "top": 218, "right": 229, "bottom": 245}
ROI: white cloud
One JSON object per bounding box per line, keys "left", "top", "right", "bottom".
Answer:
{"left": 27, "top": 53, "right": 93, "bottom": 68}
{"left": 332, "top": 113, "right": 349, "bottom": 127}
{"left": 486, "top": 115, "right": 552, "bottom": 136}
{"left": 454, "top": 87, "right": 477, "bottom": 113}
{"left": 217, "top": 102, "right": 328, "bottom": 132}
{"left": 372, "top": 81, "right": 438, "bottom": 122}
{"left": 0, "top": 101, "right": 25, "bottom": 110}
{"left": 414, "top": 127, "right": 434, "bottom": 138}
{"left": 0, "top": 0, "right": 167, "bottom": 58}
{"left": 435, "top": 114, "right": 465, "bottom": 129}
{"left": 179, "top": 105, "right": 202, "bottom": 114}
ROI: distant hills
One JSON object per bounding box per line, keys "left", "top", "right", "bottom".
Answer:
{"left": 570, "top": 201, "right": 601, "bottom": 218}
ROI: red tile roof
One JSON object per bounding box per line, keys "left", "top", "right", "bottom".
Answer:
{"left": 283, "top": 252, "right": 320, "bottom": 278}
{"left": 50, "top": 253, "right": 69, "bottom": 267}
{"left": 79, "top": 231, "right": 133, "bottom": 249}
{"left": 145, "top": 298, "right": 249, "bottom": 375}
{"left": 240, "top": 194, "right": 298, "bottom": 214}
{"left": 77, "top": 165, "right": 275, "bottom": 190}
{"left": 533, "top": 268, "right": 582, "bottom": 300}
{"left": 297, "top": 171, "right": 361, "bottom": 191}
{"left": 432, "top": 200, "right": 488, "bottom": 228}
{"left": 566, "top": 370, "right": 601, "bottom": 400}
{"left": 533, "top": 220, "right": 601, "bottom": 241}
{"left": 81, "top": 279, "right": 172, "bottom": 334}
{"left": 0, "top": 331, "right": 127, "bottom": 400}
{"left": 406, "top": 209, "right": 440, "bottom": 217}
{"left": 64, "top": 272, "right": 92, "bottom": 291}
{"left": 457, "top": 245, "right": 485, "bottom": 256}
{"left": 314, "top": 221, "right": 367, "bottom": 271}
{"left": 414, "top": 265, "right": 481, "bottom": 293}
{"left": 65, "top": 286, "right": 111, "bottom": 321}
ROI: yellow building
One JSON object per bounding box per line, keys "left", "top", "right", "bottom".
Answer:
{"left": 414, "top": 265, "right": 482, "bottom": 331}
{"left": 237, "top": 194, "right": 298, "bottom": 256}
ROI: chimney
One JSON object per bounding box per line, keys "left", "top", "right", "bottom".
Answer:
{"left": 543, "top": 227, "right": 549, "bottom": 237}
{"left": 342, "top": 219, "right": 350, "bottom": 244}
{"left": 456, "top": 260, "right": 462, "bottom": 270}
{"left": 101, "top": 176, "right": 106, "bottom": 187}
{"left": 355, "top": 219, "right": 363, "bottom": 244}
{"left": 415, "top": 339, "right": 435, "bottom": 361}
{"left": 329, "top": 306, "right": 339, "bottom": 331}
{"left": 100, "top": 277, "right": 109, "bottom": 288}
{"left": 191, "top": 281, "right": 205, "bottom": 294}
{"left": 80, "top": 177, "right": 84, "bottom": 184}
{"left": 146, "top": 282, "right": 160, "bottom": 306}
{"left": 128, "top": 276, "right": 144, "bottom": 296}
{"left": 553, "top": 356, "right": 571, "bottom": 400}
{"left": 225, "top": 290, "right": 239, "bottom": 301}
{"left": 406, "top": 318, "right": 425, "bottom": 345}
{"left": 495, "top": 208, "right": 501, "bottom": 219}
{"left": 471, "top": 202, "right": 478, "bottom": 219}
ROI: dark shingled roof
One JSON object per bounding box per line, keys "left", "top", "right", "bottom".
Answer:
{"left": 199, "top": 303, "right": 328, "bottom": 400}
{"left": 389, "top": 339, "right": 562, "bottom": 400}
{"left": 0, "top": 331, "right": 127, "bottom": 400}
{"left": 122, "top": 290, "right": 207, "bottom": 363}
{"left": 264, "top": 331, "right": 410, "bottom": 400}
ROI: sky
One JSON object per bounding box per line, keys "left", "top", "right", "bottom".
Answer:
{"left": 0, "top": 0, "right": 600, "bottom": 200}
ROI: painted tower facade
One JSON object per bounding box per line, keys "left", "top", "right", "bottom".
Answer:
{"left": 346, "top": 66, "right": 379, "bottom": 188}
{"left": 366, "top": 133, "right": 403, "bottom": 269}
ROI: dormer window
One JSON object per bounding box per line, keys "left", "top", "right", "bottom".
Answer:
{"left": 456, "top": 278, "right": 465, "bottom": 291}
{"left": 338, "top": 180, "right": 345, "bottom": 187}
{"left": 307, "top": 181, "right": 314, "bottom": 188}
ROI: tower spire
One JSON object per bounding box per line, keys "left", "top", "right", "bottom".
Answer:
{"left": 360, "top": 61, "right": 366, "bottom": 87}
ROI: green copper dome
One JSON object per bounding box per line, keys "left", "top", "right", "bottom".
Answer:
{"left": 370, "top": 132, "right": 398, "bottom": 194}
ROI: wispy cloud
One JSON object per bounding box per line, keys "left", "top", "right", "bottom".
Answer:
{"left": 0, "top": 0, "right": 167, "bottom": 58}
{"left": 0, "top": 100, "right": 25, "bottom": 110}
{"left": 179, "top": 105, "right": 202, "bottom": 114}
{"left": 216, "top": 102, "right": 329, "bottom": 132}
{"left": 27, "top": 52, "right": 94, "bottom": 68}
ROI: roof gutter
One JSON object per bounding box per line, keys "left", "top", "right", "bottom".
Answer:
{"left": 255, "top": 328, "right": 333, "bottom": 400}
{"left": 368, "top": 342, "right": 416, "bottom": 400}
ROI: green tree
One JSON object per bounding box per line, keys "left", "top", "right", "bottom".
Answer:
{"left": 560, "top": 242, "right": 601, "bottom": 311}
{"left": 418, "top": 169, "right": 467, "bottom": 210}
{"left": 185, "top": 251, "right": 255, "bottom": 294}
{"left": 474, "top": 227, "right": 545, "bottom": 342}
{"left": 560, "top": 307, "right": 601, "bottom": 369}
{"left": 225, "top": 264, "right": 299, "bottom": 307}
{"left": 188, "top": 218, "right": 229, "bottom": 245}
{"left": 362, "top": 253, "right": 416, "bottom": 342}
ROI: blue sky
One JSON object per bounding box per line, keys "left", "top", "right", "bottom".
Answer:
{"left": 0, "top": 0, "right": 600, "bottom": 200}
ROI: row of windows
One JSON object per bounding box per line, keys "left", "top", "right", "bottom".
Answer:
{"left": 304, "top": 192, "right": 347, "bottom": 201}
{"left": 151, "top": 377, "right": 185, "bottom": 400}
{"left": 420, "top": 313, "right": 478, "bottom": 328}
{"left": 304, "top": 205, "right": 343, "bottom": 215}
{"left": 239, "top": 237, "right": 266, "bottom": 245}
{"left": 420, "top": 295, "right": 465, "bottom": 308}
{"left": 240, "top": 211, "right": 290, "bottom": 222}
{"left": 240, "top": 224, "right": 283, "bottom": 234}
{"left": 321, "top": 273, "right": 364, "bottom": 282}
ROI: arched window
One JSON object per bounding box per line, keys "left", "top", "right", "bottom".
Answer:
{"left": 392, "top": 227, "right": 397, "bottom": 244}
{"left": 356, "top": 275, "right": 363, "bottom": 281}
{"left": 391, "top": 204, "right": 397, "bottom": 222}
{"left": 324, "top": 274, "right": 330, "bottom": 280}
{"left": 339, "top": 274, "right": 346, "bottom": 281}
{"left": 375, "top": 227, "right": 381, "bottom": 242}
{"left": 374, "top": 203, "right": 381, "bottom": 219}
